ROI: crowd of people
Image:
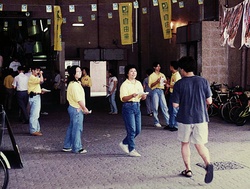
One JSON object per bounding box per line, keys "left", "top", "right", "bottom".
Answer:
{"left": 0, "top": 56, "right": 214, "bottom": 184}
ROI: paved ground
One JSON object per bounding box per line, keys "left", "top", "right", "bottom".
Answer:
{"left": 1, "top": 102, "right": 250, "bottom": 189}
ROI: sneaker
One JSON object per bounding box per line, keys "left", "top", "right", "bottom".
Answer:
{"left": 62, "top": 148, "right": 72, "bottom": 152}
{"left": 170, "top": 127, "right": 178, "bottom": 132}
{"left": 164, "top": 125, "right": 170, "bottom": 130}
{"left": 78, "top": 149, "right": 87, "bottom": 154}
{"left": 31, "top": 132, "right": 43, "bottom": 136}
{"left": 129, "top": 149, "right": 141, "bottom": 157}
{"left": 119, "top": 142, "right": 129, "bottom": 153}
{"left": 154, "top": 123, "right": 162, "bottom": 127}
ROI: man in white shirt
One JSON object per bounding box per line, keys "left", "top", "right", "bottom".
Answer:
{"left": 9, "top": 58, "right": 21, "bottom": 72}
{"left": 12, "top": 66, "right": 29, "bottom": 124}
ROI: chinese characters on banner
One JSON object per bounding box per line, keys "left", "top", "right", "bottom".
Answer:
{"left": 54, "top": 6, "right": 63, "bottom": 51}
{"left": 158, "top": 0, "right": 172, "bottom": 39}
{"left": 119, "top": 3, "right": 133, "bottom": 45}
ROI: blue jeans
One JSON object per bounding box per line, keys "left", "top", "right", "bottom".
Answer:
{"left": 151, "top": 89, "right": 170, "bottom": 125}
{"left": 29, "top": 95, "right": 41, "bottom": 133}
{"left": 64, "top": 105, "right": 84, "bottom": 153}
{"left": 145, "top": 91, "right": 153, "bottom": 114}
{"left": 109, "top": 91, "right": 118, "bottom": 113}
{"left": 169, "top": 93, "right": 179, "bottom": 128}
{"left": 122, "top": 102, "right": 141, "bottom": 152}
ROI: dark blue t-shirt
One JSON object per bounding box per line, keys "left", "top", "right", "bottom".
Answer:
{"left": 172, "top": 76, "right": 212, "bottom": 124}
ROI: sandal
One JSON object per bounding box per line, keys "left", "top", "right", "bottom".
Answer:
{"left": 181, "top": 170, "right": 193, "bottom": 177}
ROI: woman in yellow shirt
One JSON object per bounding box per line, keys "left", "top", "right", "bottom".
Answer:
{"left": 119, "top": 65, "right": 147, "bottom": 157}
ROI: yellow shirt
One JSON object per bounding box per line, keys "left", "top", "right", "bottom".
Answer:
{"left": 3, "top": 75, "right": 14, "bottom": 89}
{"left": 120, "top": 79, "right": 144, "bottom": 102}
{"left": 81, "top": 75, "right": 92, "bottom": 87}
{"left": 169, "top": 71, "right": 181, "bottom": 93}
{"left": 148, "top": 72, "right": 166, "bottom": 90}
{"left": 28, "top": 75, "right": 41, "bottom": 94}
{"left": 67, "top": 81, "right": 85, "bottom": 108}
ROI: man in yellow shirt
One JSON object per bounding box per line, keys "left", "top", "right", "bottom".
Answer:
{"left": 3, "top": 69, "right": 15, "bottom": 111}
{"left": 28, "top": 66, "right": 44, "bottom": 136}
{"left": 81, "top": 67, "right": 92, "bottom": 107}
{"left": 148, "top": 62, "right": 170, "bottom": 127}
{"left": 165, "top": 61, "right": 181, "bottom": 131}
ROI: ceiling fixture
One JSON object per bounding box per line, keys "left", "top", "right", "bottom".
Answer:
{"left": 72, "top": 23, "right": 84, "bottom": 27}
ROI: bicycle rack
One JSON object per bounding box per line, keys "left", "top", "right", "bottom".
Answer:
{"left": 0, "top": 104, "right": 23, "bottom": 169}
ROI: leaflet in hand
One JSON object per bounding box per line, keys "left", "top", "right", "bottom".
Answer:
{"left": 41, "top": 88, "right": 51, "bottom": 92}
{"left": 137, "top": 92, "right": 149, "bottom": 95}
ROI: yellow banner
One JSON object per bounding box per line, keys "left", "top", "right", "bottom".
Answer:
{"left": 158, "top": 0, "right": 172, "bottom": 39}
{"left": 54, "top": 6, "right": 63, "bottom": 51}
{"left": 119, "top": 3, "right": 133, "bottom": 45}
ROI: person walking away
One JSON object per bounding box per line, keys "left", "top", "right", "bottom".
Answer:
{"left": 172, "top": 56, "right": 214, "bottom": 183}
{"left": 119, "top": 64, "right": 147, "bottom": 157}
{"left": 148, "top": 62, "right": 170, "bottom": 127}
{"left": 143, "top": 68, "right": 153, "bottom": 116}
{"left": 81, "top": 67, "right": 92, "bottom": 107}
{"left": 62, "top": 66, "right": 90, "bottom": 154}
{"left": 28, "top": 66, "right": 44, "bottom": 136}
{"left": 12, "top": 66, "right": 29, "bottom": 124}
{"left": 165, "top": 61, "right": 181, "bottom": 131}
{"left": 3, "top": 69, "right": 15, "bottom": 111}
{"left": 53, "top": 69, "right": 62, "bottom": 104}
{"left": 107, "top": 69, "right": 118, "bottom": 114}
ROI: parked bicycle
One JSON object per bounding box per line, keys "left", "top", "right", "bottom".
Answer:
{"left": 207, "top": 82, "right": 228, "bottom": 116}
{"left": 220, "top": 85, "right": 244, "bottom": 123}
{"left": 0, "top": 105, "right": 10, "bottom": 189}
{"left": 231, "top": 91, "right": 250, "bottom": 126}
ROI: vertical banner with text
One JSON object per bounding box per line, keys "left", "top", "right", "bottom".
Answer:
{"left": 119, "top": 3, "right": 133, "bottom": 45}
{"left": 54, "top": 6, "right": 63, "bottom": 51}
{"left": 158, "top": 0, "right": 172, "bottom": 39}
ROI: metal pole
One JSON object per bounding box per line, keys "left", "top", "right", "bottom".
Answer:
{"left": 241, "top": 45, "right": 248, "bottom": 89}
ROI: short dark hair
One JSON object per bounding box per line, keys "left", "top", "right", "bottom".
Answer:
{"left": 125, "top": 64, "right": 137, "bottom": 79}
{"left": 178, "top": 56, "right": 196, "bottom": 73}
{"left": 152, "top": 62, "right": 160, "bottom": 68}
{"left": 108, "top": 69, "right": 116, "bottom": 77}
{"left": 146, "top": 68, "right": 153, "bottom": 75}
{"left": 17, "top": 66, "right": 24, "bottom": 71}
{"left": 170, "top": 61, "right": 179, "bottom": 70}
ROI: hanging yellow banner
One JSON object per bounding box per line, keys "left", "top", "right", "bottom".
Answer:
{"left": 54, "top": 6, "right": 63, "bottom": 51}
{"left": 158, "top": 0, "right": 172, "bottom": 39}
{"left": 119, "top": 3, "right": 133, "bottom": 45}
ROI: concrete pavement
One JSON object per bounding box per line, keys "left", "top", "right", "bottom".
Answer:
{"left": 2, "top": 103, "right": 250, "bottom": 189}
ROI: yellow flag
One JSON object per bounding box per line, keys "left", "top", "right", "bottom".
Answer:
{"left": 119, "top": 3, "right": 133, "bottom": 45}
{"left": 158, "top": 0, "right": 172, "bottom": 39}
{"left": 54, "top": 6, "right": 63, "bottom": 51}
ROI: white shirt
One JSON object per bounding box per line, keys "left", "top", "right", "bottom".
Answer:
{"left": 9, "top": 61, "right": 21, "bottom": 71}
{"left": 12, "top": 72, "right": 29, "bottom": 91}
{"left": 108, "top": 76, "right": 118, "bottom": 92}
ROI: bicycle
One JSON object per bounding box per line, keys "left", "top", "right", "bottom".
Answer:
{"left": 207, "top": 82, "right": 228, "bottom": 116}
{"left": 231, "top": 91, "right": 250, "bottom": 126}
{"left": 220, "top": 85, "right": 244, "bottom": 123}
{"left": 0, "top": 105, "right": 10, "bottom": 189}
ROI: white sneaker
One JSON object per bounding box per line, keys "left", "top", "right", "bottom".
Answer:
{"left": 154, "top": 123, "right": 162, "bottom": 127}
{"left": 129, "top": 149, "right": 141, "bottom": 157}
{"left": 119, "top": 142, "right": 129, "bottom": 153}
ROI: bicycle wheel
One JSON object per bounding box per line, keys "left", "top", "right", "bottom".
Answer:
{"left": 229, "top": 105, "right": 241, "bottom": 123}
{"left": 207, "top": 104, "right": 218, "bottom": 116}
{"left": 233, "top": 107, "right": 248, "bottom": 126}
{"left": 221, "top": 102, "right": 234, "bottom": 123}
{"left": 0, "top": 155, "right": 9, "bottom": 189}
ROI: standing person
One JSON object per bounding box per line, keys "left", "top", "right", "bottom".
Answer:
{"left": 3, "top": 69, "right": 15, "bottom": 111}
{"left": 9, "top": 57, "right": 21, "bottom": 72}
{"left": 107, "top": 69, "right": 118, "bottom": 114}
{"left": 119, "top": 64, "right": 147, "bottom": 157}
{"left": 165, "top": 61, "right": 181, "bottom": 131}
{"left": 12, "top": 66, "right": 29, "bottom": 124}
{"left": 143, "top": 68, "right": 153, "bottom": 116}
{"left": 23, "top": 37, "right": 35, "bottom": 67}
{"left": 172, "top": 56, "right": 213, "bottom": 183}
{"left": 81, "top": 67, "right": 92, "bottom": 107}
{"left": 53, "top": 69, "right": 62, "bottom": 104}
{"left": 28, "top": 66, "right": 44, "bottom": 136}
{"left": 62, "top": 66, "right": 90, "bottom": 154}
{"left": 148, "top": 62, "right": 170, "bottom": 127}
